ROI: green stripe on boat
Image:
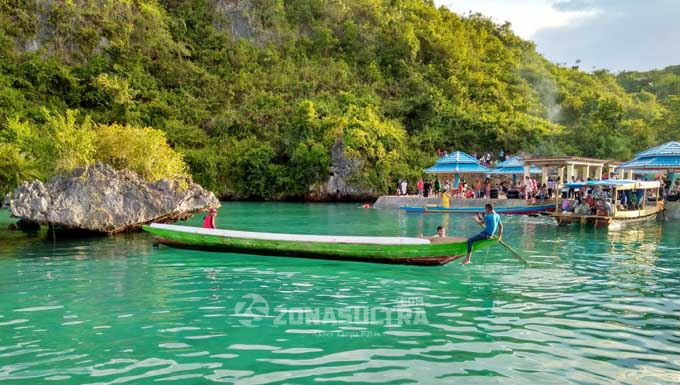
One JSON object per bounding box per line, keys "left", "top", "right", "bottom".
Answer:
{"left": 143, "top": 224, "right": 496, "bottom": 266}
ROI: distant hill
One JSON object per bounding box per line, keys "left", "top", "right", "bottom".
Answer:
{"left": 0, "top": 0, "right": 677, "bottom": 199}
{"left": 617, "top": 66, "right": 680, "bottom": 143}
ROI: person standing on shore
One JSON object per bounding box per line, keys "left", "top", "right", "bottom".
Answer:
{"left": 441, "top": 190, "right": 450, "bottom": 208}
{"left": 203, "top": 208, "right": 217, "bottom": 229}
{"left": 524, "top": 176, "right": 532, "bottom": 200}
{"left": 400, "top": 179, "right": 408, "bottom": 196}
{"left": 417, "top": 178, "right": 424, "bottom": 196}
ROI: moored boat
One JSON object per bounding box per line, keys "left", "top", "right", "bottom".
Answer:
{"left": 551, "top": 180, "right": 662, "bottom": 228}
{"left": 143, "top": 223, "right": 496, "bottom": 266}
{"left": 400, "top": 203, "right": 555, "bottom": 215}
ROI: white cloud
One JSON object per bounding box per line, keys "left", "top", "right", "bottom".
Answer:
{"left": 436, "top": 0, "right": 680, "bottom": 71}
{"left": 435, "top": 0, "right": 598, "bottom": 39}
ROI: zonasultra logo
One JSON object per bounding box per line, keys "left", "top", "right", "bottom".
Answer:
{"left": 233, "top": 293, "right": 429, "bottom": 330}
{"left": 233, "top": 293, "right": 270, "bottom": 327}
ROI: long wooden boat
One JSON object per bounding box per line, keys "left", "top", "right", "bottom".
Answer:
{"left": 401, "top": 203, "right": 555, "bottom": 215}
{"left": 143, "top": 224, "right": 496, "bottom": 266}
{"left": 552, "top": 208, "right": 660, "bottom": 228}
{"left": 552, "top": 179, "right": 662, "bottom": 228}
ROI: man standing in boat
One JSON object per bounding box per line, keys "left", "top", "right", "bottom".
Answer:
{"left": 461, "top": 204, "right": 502, "bottom": 265}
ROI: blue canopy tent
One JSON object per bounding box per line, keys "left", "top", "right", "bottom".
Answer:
{"left": 425, "top": 151, "right": 490, "bottom": 189}
{"left": 617, "top": 141, "right": 680, "bottom": 171}
{"left": 491, "top": 156, "right": 543, "bottom": 174}
{"left": 617, "top": 141, "right": 680, "bottom": 189}
{"left": 489, "top": 156, "right": 543, "bottom": 185}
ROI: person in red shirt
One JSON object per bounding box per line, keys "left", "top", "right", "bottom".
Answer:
{"left": 586, "top": 195, "right": 596, "bottom": 215}
{"left": 203, "top": 208, "right": 217, "bottom": 229}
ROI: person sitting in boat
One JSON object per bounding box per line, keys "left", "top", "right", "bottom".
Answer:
{"left": 636, "top": 188, "right": 645, "bottom": 209}
{"left": 586, "top": 194, "right": 597, "bottom": 215}
{"left": 619, "top": 190, "right": 628, "bottom": 209}
{"left": 628, "top": 191, "right": 638, "bottom": 210}
{"left": 561, "top": 198, "right": 572, "bottom": 213}
{"left": 460, "top": 204, "right": 502, "bottom": 265}
{"left": 592, "top": 186, "right": 604, "bottom": 199}
{"left": 603, "top": 199, "right": 615, "bottom": 216}
{"left": 203, "top": 208, "right": 217, "bottom": 229}
{"left": 573, "top": 198, "right": 588, "bottom": 215}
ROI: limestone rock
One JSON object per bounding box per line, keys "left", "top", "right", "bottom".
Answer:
{"left": 6, "top": 163, "right": 220, "bottom": 234}
{"left": 307, "top": 139, "right": 374, "bottom": 201}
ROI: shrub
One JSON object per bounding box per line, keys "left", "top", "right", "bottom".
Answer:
{"left": 94, "top": 123, "right": 189, "bottom": 182}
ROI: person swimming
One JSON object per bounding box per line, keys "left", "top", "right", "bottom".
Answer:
{"left": 419, "top": 226, "right": 446, "bottom": 240}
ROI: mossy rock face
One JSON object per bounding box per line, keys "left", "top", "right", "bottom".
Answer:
{"left": 5, "top": 163, "right": 219, "bottom": 234}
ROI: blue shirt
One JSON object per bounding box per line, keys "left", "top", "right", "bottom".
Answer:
{"left": 484, "top": 212, "right": 501, "bottom": 236}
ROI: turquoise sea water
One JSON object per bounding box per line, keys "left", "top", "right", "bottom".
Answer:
{"left": 1, "top": 202, "right": 679, "bottom": 384}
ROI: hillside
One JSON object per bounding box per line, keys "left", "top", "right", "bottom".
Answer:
{"left": 0, "top": 0, "right": 676, "bottom": 199}
{"left": 617, "top": 65, "right": 680, "bottom": 142}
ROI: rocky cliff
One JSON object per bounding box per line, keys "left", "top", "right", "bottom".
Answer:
{"left": 5, "top": 163, "right": 219, "bottom": 234}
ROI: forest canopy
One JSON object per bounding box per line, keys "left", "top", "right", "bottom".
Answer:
{"left": 0, "top": 0, "right": 677, "bottom": 198}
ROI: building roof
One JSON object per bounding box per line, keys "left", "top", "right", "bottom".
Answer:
{"left": 635, "top": 141, "right": 680, "bottom": 157}
{"left": 424, "top": 151, "right": 490, "bottom": 174}
{"left": 523, "top": 156, "right": 617, "bottom": 167}
{"left": 490, "top": 156, "right": 543, "bottom": 175}
{"left": 618, "top": 141, "right": 680, "bottom": 171}
{"left": 564, "top": 179, "right": 661, "bottom": 190}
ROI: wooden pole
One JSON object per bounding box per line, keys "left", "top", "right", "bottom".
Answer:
{"left": 476, "top": 221, "right": 528, "bottom": 266}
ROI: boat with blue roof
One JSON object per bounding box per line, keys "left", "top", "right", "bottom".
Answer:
{"left": 551, "top": 179, "right": 663, "bottom": 228}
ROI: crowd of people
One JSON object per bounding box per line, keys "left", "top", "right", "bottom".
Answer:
{"left": 471, "top": 150, "right": 511, "bottom": 167}
{"left": 397, "top": 177, "right": 498, "bottom": 199}
{"left": 396, "top": 174, "right": 557, "bottom": 201}
{"left": 560, "top": 184, "right": 618, "bottom": 216}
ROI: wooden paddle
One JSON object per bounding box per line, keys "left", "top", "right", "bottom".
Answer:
{"left": 475, "top": 215, "right": 529, "bottom": 266}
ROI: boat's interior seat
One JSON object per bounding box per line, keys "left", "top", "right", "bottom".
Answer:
{"left": 150, "top": 223, "right": 432, "bottom": 245}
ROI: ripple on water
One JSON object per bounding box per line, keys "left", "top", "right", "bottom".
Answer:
{"left": 0, "top": 205, "right": 679, "bottom": 385}
{"left": 13, "top": 306, "right": 64, "bottom": 312}
{"left": 158, "top": 343, "right": 191, "bottom": 349}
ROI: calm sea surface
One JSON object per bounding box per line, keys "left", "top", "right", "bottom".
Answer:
{"left": 0, "top": 202, "right": 679, "bottom": 384}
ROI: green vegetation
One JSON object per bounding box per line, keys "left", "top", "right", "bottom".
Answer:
{"left": 617, "top": 65, "right": 680, "bottom": 142}
{"left": 0, "top": 0, "right": 677, "bottom": 199}
{"left": 0, "top": 109, "right": 189, "bottom": 193}
{"left": 95, "top": 123, "right": 188, "bottom": 183}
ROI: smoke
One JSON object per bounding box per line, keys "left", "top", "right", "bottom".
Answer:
{"left": 528, "top": 68, "right": 563, "bottom": 123}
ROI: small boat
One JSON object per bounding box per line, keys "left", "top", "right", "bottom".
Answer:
{"left": 400, "top": 203, "right": 555, "bottom": 215}
{"left": 143, "top": 223, "right": 496, "bottom": 266}
{"left": 551, "top": 180, "right": 662, "bottom": 228}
